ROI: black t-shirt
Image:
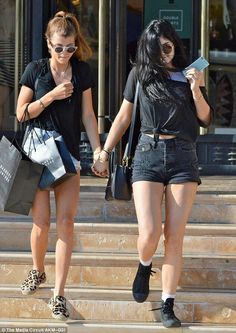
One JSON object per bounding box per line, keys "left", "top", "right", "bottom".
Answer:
{"left": 123, "top": 67, "right": 213, "bottom": 142}
{"left": 20, "top": 57, "right": 95, "bottom": 160}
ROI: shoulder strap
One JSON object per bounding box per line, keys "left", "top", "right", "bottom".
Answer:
{"left": 34, "top": 59, "right": 47, "bottom": 92}
{"left": 123, "top": 81, "right": 140, "bottom": 163}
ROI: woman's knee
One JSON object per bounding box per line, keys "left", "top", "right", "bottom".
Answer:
{"left": 32, "top": 217, "right": 50, "bottom": 233}
{"left": 139, "top": 229, "right": 160, "bottom": 248}
{"left": 164, "top": 233, "right": 184, "bottom": 255}
{"left": 56, "top": 217, "right": 74, "bottom": 237}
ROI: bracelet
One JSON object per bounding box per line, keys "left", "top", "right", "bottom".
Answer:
{"left": 193, "top": 93, "right": 204, "bottom": 102}
{"left": 102, "top": 148, "right": 112, "bottom": 155}
{"left": 39, "top": 98, "right": 45, "bottom": 109}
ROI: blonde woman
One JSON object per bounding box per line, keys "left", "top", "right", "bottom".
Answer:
{"left": 16, "top": 11, "right": 101, "bottom": 320}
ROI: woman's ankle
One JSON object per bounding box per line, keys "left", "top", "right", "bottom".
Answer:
{"left": 32, "top": 266, "right": 45, "bottom": 274}
{"left": 54, "top": 290, "right": 64, "bottom": 298}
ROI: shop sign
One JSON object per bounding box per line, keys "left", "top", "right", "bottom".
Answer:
{"left": 144, "top": 0, "right": 192, "bottom": 38}
{"left": 159, "top": 9, "right": 183, "bottom": 31}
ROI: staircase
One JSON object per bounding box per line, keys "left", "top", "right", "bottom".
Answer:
{"left": 0, "top": 176, "right": 236, "bottom": 332}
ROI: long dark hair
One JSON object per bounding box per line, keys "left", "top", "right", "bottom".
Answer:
{"left": 135, "top": 19, "right": 188, "bottom": 102}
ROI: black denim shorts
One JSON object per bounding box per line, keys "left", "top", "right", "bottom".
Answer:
{"left": 132, "top": 134, "right": 201, "bottom": 185}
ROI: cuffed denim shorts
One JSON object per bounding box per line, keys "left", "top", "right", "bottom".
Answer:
{"left": 132, "top": 134, "right": 201, "bottom": 185}
{"left": 23, "top": 128, "right": 81, "bottom": 170}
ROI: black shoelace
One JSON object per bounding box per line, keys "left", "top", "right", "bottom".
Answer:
{"left": 139, "top": 265, "right": 156, "bottom": 277}
{"left": 150, "top": 300, "right": 175, "bottom": 314}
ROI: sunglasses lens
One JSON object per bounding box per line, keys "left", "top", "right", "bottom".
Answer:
{"left": 162, "top": 44, "right": 173, "bottom": 54}
{"left": 51, "top": 43, "right": 77, "bottom": 53}
{"left": 54, "top": 46, "right": 64, "bottom": 53}
{"left": 67, "top": 46, "right": 77, "bottom": 53}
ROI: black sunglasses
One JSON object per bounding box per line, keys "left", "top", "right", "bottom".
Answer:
{"left": 50, "top": 42, "right": 78, "bottom": 54}
{"left": 161, "top": 43, "right": 174, "bottom": 54}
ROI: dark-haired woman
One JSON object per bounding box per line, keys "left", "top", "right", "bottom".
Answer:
{"left": 92, "top": 20, "right": 213, "bottom": 328}
{"left": 16, "top": 11, "right": 101, "bottom": 321}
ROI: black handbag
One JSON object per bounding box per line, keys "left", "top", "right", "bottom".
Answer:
{"left": 105, "top": 82, "right": 140, "bottom": 201}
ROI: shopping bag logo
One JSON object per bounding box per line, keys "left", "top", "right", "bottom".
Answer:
{"left": 0, "top": 164, "right": 12, "bottom": 183}
{"left": 41, "top": 157, "right": 55, "bottom": 167}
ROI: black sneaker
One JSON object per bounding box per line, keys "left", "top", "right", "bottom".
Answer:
{"left": 132, "top": 262, "right": 155, "bottom": 303}
{"left": 160, "top": 298, "right": 181, "bottom": 328}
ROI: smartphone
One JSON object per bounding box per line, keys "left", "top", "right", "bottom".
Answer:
{"left": 182, "top": 56, "right": 209, "bottom": 76}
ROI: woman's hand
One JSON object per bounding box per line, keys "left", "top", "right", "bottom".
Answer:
{"left": 185, "top": 68, "right": 204, "bottom": 91}
{"left": 50, "top": 81, "right": 74, "bottom": 100}
{"left": 91, "top": 150, "right": 109, "bottom": 177}
{"left": 93, "top": 147, "right": 102, "bottom": 163}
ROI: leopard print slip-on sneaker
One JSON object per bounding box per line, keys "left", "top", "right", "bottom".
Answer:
{"left": 21, "top": 269, "right": 46, "bottom": 295}
{"left": 48, "top": 295, "right": 70, "bottom": 321}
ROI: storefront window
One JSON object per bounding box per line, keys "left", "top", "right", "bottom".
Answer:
{"left": 0, "top": 0, "right": 15, "bottom": 131}
{"left": 209, "top": 0, "right": 236, "bottom": 134}
{"left": 126, "top": 0, "right": 143, "bottom": 73}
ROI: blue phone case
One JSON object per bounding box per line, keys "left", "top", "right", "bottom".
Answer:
{"left": 182, "top": 56, "right": 209, "bottom": 76}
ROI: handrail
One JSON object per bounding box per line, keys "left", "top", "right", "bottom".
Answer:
{"left": 200, "top": 0, "right": 210, "bottom": 135}
{"left": 98, "top": 0, "right": 106, "bottom": 134}
{"left": 14, "top": 0, "right": 21, "bottom": 132}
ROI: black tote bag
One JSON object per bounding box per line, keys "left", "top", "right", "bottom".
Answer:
{"left": 0, "top": 136, "right": 44, "bottom": 215}
{"left": 105, "top": 82, "right": 140, "bottom": 201}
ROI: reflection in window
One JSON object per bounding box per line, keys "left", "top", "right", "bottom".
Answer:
{"left": 209, "top": 0, "right": 236, "bottom": 131}
{"left": 210, "top": 0, "right": 236, "bottom": 64}
{"left": 0, "top": 0, "right": 15, "bottom": 130}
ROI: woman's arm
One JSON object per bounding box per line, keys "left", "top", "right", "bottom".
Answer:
{"left": 81, "top": 88, "right": 101, "bottom": 157}
{"left": 16, "top": 82, "right": 74, "bottom": 122}
{"left": 91, "top": 98, "right": 134, "bottom": 176}
{"left": 16, "top": 85, "right": 52, "bottom": 121}
{"left": 185, "top": 68, "right": 211, "bottom": 126}
{"left": 100, "top": 98, "right": 133, "bottom": 157}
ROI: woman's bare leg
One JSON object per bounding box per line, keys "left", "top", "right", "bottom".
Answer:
{"left": 162, "top": 182, "right": 198, "bottom": 294}
{"left": 53, "top": 172, "right": 80, "bottom": 297}
{"left": 31, "top": 189, "right": 51, "bottom": 273}
{"left": 133, "top": 181, "right": 165, "bottom": 261}
{"left": 132, "top": 181, "right": 164, "bottom": 303}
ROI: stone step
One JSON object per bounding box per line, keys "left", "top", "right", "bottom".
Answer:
{"left": 0, "top": 222, "right": 236, "bottom": 256}
{"left": 63, "top": 191, "right": 236, "bottom": 223}
{"left": 80, "top": 175, "right": 236, "bottom": 194}
{"left": 1, "top": 175, "right": 236, "bottom": 223}
{"left": 0, "top": 287, "right": 235, "bottom": 324}
{"left": 1, "top": 320, "right": 236, "bottom": 333}
{"left": 1, "top": 252, "right": 235, "bottom": 290}
{"left": 1, "top": 190, "right": 236, "bottom": 223}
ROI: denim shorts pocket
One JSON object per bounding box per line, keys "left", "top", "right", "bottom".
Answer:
{"left": 135, "top": 143, "right": 152, "bottom": 152}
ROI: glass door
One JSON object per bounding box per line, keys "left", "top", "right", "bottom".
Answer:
{"left": 0, "top": 0, "right": 16, "bottom": 131}
{"left": 0, "top": 0, "right": 29, "bottom": 133}
{"left": 209, "top": 0, "right": 236, "bottom": 134}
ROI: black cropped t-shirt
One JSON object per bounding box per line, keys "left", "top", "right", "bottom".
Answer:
{"left": 20, "top": 57, "right": 94, "bottom": 160}
{"left": 123, "top": 67, "right": 213, "bottom": 142}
